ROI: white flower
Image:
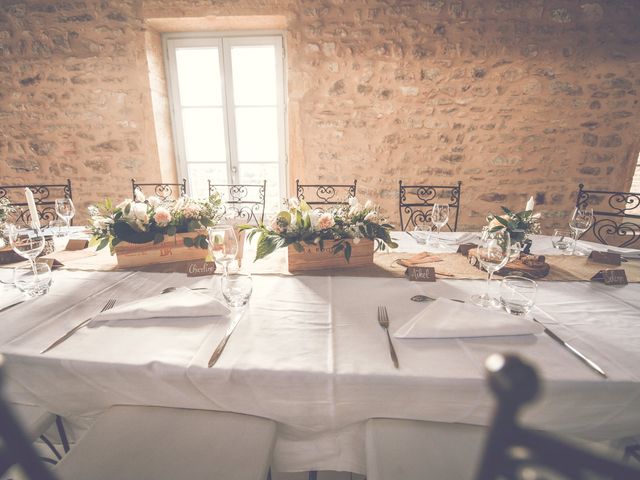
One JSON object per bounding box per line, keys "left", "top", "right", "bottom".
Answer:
{"left": 287, "top": 197, "right": 300, "bottom": 209}
{"left": 88, "top": 205, "right": 99, "bottom": 216}
{"left": 364, "top": 211, "right": 377, "bottom": 221}
{"left": 131, "top": 202, "right": 149, "bottom": 223}
{"left": 364, "top": 200, "right": 372, "bottom": 209}
{"left": 348, "top": 197, "right": 359, "bottom": 208}
{"left": 116, "top": 199, "right": 132, "bottom": 210}
{"left": 174, "top": 196, "right": 186, "bottom": 211}
{"left": 153, "top": 207, "right": 172, "bottom": 226}
{"left": 525, "top": 196, "right": 535, "bottom": 212}
{"left": 147, "top": 196, "right": 162, "bottom": 208}
{"left": 134, "top": 189, "right": 145, "bottom": 203}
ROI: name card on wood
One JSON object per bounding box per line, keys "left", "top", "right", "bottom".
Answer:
{"left": 39, "top": 258, "right": 64, "bottom": 270}
{"left": 186, "top": 261, "right": 216, "bottom": 277}
{"left": 591, "top": 269, "right": 628, "bottom": 285}
{"left": 406, "top": 266, "right": 436, "bottom": 282}
{"left": 457, "top": 243, "right": 477, "bottom": 256}
{"left": 588, "top": 251, "right": 621, "bottom": 266}
{"left": 65, "top": 239, "right": 89, "bottom": 251}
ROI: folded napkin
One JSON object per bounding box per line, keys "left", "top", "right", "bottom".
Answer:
{"left": 92, "top": 287, "right": 230, "bottom": 323}
{"left": 0, "top": 287, "right": 25, "bottom": 311}
{"left": 394, "top": 298, "right": 543, "bottom": 339}
{"left": 397, "top": 252, "right": 443, "bottom": 267}
{"left": 439, "top": 232, "right": 478, "bottom": 244}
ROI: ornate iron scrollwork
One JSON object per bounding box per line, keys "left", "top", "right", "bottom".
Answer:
{"left": 398, "top": 180, "right": 462, "bottom": 231}
{"left": 0, "top": 180, "right": 73, "bottom": 226}
{"left": 208, "top": 181, "right": 266, "bottom": 225}
{"left": 131, "top": 178, "right": 186, "bottom": 201}
{"left": 295, "top": 180, "right": 357, "bottom": 209}
{"left": 576, "top": 184, "right": 640, "bottom": 248}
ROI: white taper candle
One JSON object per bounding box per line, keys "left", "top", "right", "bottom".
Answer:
{"left": 24, "top": 187, "right": 41, "bottom": 229}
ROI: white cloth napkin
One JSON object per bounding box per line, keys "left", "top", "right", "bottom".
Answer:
{"left": 0, "top": 287, "right": 26, "bottom": 311}
{"left": 439, "top": 232, "right": 477, "bottom": 244}
{"left": 92, "top": 287, "right": 230, "bottom": 323}
{"left": 394, "top": 298, "right": 543, "bottom": 338}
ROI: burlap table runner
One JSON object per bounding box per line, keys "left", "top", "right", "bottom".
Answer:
{"left": 3, "top": 247, "right": 639, "bottom": 282}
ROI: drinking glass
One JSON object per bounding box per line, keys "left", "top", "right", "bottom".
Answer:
{"left": 568, "top": 207, "right": 593, "bottom": 255}
{"left": 14, "top": 262, "right": 52, "bottom": 296}
{"left": 412, "top": 224, "right": 432, "bottom": 245}
{"left": 207, "top": 225, "right": 238, "bottom": 275}
{"left": 500, "top": 276, "right": 537, "bottom": 316}
{"left": 551, "top": 229, "right": 573, "bottom": 254}
{"left": 470, "top": 230, "right": 511, "bottom": 309}
{"left": 8, "top": 224, "right": 46, "bottom": 282}
{"left": 221, "top": 273, "right": 252, "bottom": 307}
{"left": 431, "top": 204, "right": 449, "bottom": 247}
{"left": 48, "top": 219, "right": 68, "bottom": 251}
{"left": 55, "top": 198, "right": 75, "bottom": 235}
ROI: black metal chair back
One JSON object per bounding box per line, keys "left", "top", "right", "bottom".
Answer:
{"left": 131, "top": 178, "right": 186, "bottom": 201}
{"left": 576, "top": 184, "right": 640, "bottom": 248}
{"left": 398, "top": 180, "right": 461, "bottom": 231}
{"left": 208, "top": 181, "right": 266, "bottom": 225}
{"left": 475, "top": 353, "right": 640, "bottom": 480}
{"left": 0, "top": 354, "right": 59, "bottom": 480}
{"left": 295, "top": 180, "right": 357, "bottom": 209}
{"left": 0, "top": 180, "right": 73, "bottom": 226}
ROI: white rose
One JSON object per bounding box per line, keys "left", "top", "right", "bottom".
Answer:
{"left": 131, "top": 202, "right": 149, "bottom": 223}
{"left": 134, "top": 189, "right": 145, "bottom": 203}
{"left": 147, "top": 196, "right": 162, "bottom": 208}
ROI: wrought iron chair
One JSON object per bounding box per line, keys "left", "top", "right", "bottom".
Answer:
{"left": 0, "top": 179, "right": 73, "bottom": 226}
{"left": 295, "top": 179, "right": 357, "bottom": 209}
{"left": 576, "top": 184, "right": 640, "bottom": 248}
{"left": 475, "top": 353, "right": 640, "bottom": 480}
{"left": 131, "top": 178, "right": 186, "bottom": 201}
{"left": 208, "top": 180, "right": 266, "bottom": 225}
{"left": 398, "top": 180, "right": 462, "bottom": 231}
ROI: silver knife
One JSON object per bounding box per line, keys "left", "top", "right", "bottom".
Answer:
{"left": 208, "top": 310, "right": 245, "bottom": 368}
{"left": 532, "top": 318, "right": 607, "bottom": 378}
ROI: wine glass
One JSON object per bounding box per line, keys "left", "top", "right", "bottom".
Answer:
{"left": 55, "top": 198, "right": 75, "bottom": 235}
{"left": 470, "top": 230, "right": 511, "bottom": 309}
{"left": 8, "top": 224, "right": 46, "bottom": 283}
{"left": 431, "top": 204, "right": 449, "bottom": 247}
{"left": 568, "top": 207, "right": 593, "bottom": 255}
{"left": 207, "top": 225, "right": 238, "bottom": 276}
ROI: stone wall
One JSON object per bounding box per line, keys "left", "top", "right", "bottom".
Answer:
{"left": 1, "top": 0, "right": 639, "bottom": 229}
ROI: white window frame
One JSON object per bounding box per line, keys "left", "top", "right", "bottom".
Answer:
{"left": 163, "top": 31, "right": 288, "bottom": 204}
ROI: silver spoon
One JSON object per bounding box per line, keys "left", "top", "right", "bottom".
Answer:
{"left": 411, "top": 294, "right": 464, "bottom": 303}
{"left": 161, "top": 287, "right": 210, "bottom": 294}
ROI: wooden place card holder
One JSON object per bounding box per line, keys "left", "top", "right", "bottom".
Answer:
{"left": 588, "top": 251, "right": 621, "bottom": 266}
{"left": 65, "top": 239, "right": 89, "bottom": 251}
{"left": 457, "top": 243, "right": 477, "bottom": 256}
{"left": 591, "top": 269, "right": 628, "bottom": 286}
{"left": 405, "top": 266, "right": 436, "bottom": 282}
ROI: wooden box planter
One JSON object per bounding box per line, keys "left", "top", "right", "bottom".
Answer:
{"left": 114, "top": 231, "right": 208, "bottom": 268}
{"left": 287, "top": 239, "right": 374, "bottom": 273}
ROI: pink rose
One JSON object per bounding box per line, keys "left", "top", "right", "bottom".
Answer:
{"left": 317, "top": 213, "right": 335, "bottom": 230}
{"left": 153, "top": 207, "right": 172, "bottom": 226}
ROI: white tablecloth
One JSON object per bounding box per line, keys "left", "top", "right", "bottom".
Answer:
{"left": 1, "top": 232, "right": 639, "bottom": 473}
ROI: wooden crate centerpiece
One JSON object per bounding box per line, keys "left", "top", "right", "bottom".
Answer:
{"left": 287, "top": 239, "right": 374, "bottom": 273}
{"left": 113, "top": 230, "right": 208, "bottom": 268}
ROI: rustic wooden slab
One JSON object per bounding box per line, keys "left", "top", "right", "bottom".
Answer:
{"left": 287, "top": 239, "right": 374, "bottom": 273}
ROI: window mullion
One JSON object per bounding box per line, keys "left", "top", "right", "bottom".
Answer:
{"left": 221, "top": 38, "right": 239, "bottom": 184}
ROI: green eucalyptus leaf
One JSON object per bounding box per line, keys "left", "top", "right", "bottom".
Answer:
{"left": 183, "top": 237, "right": 195, "bottom": 248}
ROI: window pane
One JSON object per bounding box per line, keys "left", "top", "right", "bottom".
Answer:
{"left": 182, "top": 108, "right": 227, "bottom": 164}
{"left": 238, "top": 163, "right": 280, "bottom": 213}
{"left": 187, "top": 163, "right": 228, "bottom": 199}
{"left": 176, "top": 47, "right": 222, "bottom": 106}
{"left": 231, "top": 45, "right": 277, "bottom": 106}
{"left": 235, "top": 107, "right": 279, "bottom": 163}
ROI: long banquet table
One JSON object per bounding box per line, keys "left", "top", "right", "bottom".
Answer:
{"left": 1, "top": 232, "right": 640, "bottom": 474}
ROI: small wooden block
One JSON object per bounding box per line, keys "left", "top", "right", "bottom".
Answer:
{"left": 406, "top": 266, "right": 436, "bottom": 282}
{"left": 186, "top": 261, "right": 217, "bottom": 277}
{"left": 588, "top": 251, "right": 621, "bottom": 266}
{"left": 591, "top": 269, "right": 628, "bottom": 285}
{"left": 457, "top": 243, "right": 477, "bottom": 256}
{"left": 65, "top": 239, "right": 89, "bottom": 251}
{"left": 39, "top": 258, "right": 64, "bottom": 269}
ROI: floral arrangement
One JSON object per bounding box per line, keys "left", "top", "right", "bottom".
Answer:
{"left": 0, "top": 198, "right": 15, "bottom": 224}
{"left": 241, "top": 197, "right": 398, "bottom": 262}
{"left": 486, "top": 196, "right": 541, "bottom": 246}
{"left": 88, "top": 191, "right": 222, "bottom": 253}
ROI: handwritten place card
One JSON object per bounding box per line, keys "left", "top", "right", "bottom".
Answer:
{"left": 65, "top": 239, "right": 89, "bottom": 251}
{"left": 591, "top": 269, "right": 628, "bottom": 286}
{"left": 588, "top": 251, "right": 621, "bottom": 266}
{"left": 406, "top": 266, "right": 436, "bottom": 282}
{"left": 457, "top": 243, "right": 478, "bottom": 256}
{"left": 186, "top": 261, "right": 216, "bottom": 277}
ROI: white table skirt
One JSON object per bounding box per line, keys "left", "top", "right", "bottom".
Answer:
{"left": 1, "top": 232, "right": 639, "bottom": 473}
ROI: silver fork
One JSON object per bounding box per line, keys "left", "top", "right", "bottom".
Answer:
{"left": 41, "top": 299, "right": 116, "bottom": 354}
{"left": 378, "top": 306, "right": 399, "bottom": 369}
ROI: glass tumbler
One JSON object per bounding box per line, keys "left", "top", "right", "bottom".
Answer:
{"left": 499, "top": 276, "right": 537, "bottom": 316}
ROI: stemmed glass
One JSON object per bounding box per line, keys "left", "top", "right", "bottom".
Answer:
{"left": 568, "top": 207, "right": 593, "bottom": 255}
{"left": 207, "top": 225, "right": 238, "bottom": 276}
{"left": 55, "top": 198, "right": 75, "bottom": 235}
{"left": 470, "top": 230, "right": 511, "bottom": 309}
{"left": 8, "top": 224, "right": 46, "bottom": 281}
{"left": 431, "top": 204, "right": 449, "bottom": 247}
